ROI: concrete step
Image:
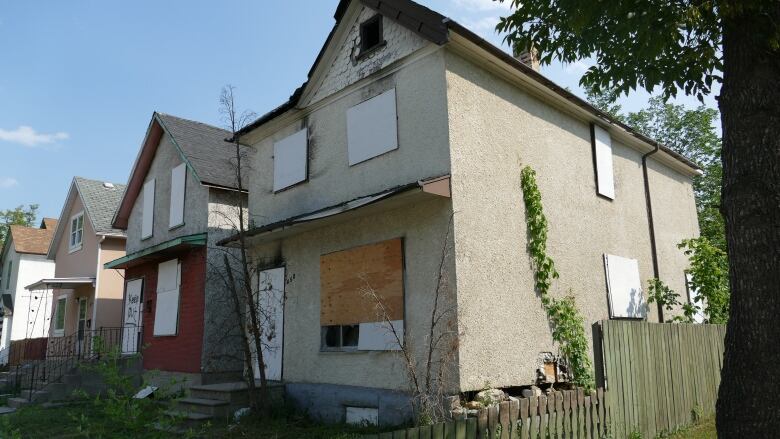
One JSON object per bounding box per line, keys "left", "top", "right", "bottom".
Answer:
{"left": 162, "top": 409, "right": 213, "bottom": 429}
{"left": 188, "top": 381, "right": 284, "bottom": 405}
{"left": 0, "top": 406, "right": 16, "bottom": 415}
{"left": 175, "top": 397, "right": 230, "bottom": 418}
{"left": 21, "top": 390, "right": 50, "bottom": 403}
{"left": 6, "top": 397, "right": 30, "bottom": 409}
{"left": 62, "top": 374, "right": 81, "bottom": 386}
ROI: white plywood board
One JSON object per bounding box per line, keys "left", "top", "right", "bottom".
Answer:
{"left": 347, "top": 88, "right": 398, "bottom": 165}
{"left": 142, "top": 179, "right": 155, "bottom": 238}
{"left": 153, "top": 259, "right": 180, "bottom": 336}
{"left": 273, "top": 128, "right": 308, "bottom": 191}
{"left": 153, "top": 290, "right": 179, "bottom": 336}
{"left": 357, "top": 320, "right": 403, "bottom": 351}
{"left": 346, "top": 407, "right": 378, "bottom": 426}
{"left": 593, "top": 125, "right": 615, "bottom": 199}
{"left": 686, "top": 273, "right": 706, "bottom": 323}
{"left": 122, "top": 279, "right": 143, "bottom": 354}
{"left": 604, "top": 254, "right": 646, "bottom": 319}
{"left": 252, "top": 267, "right": 285, "bottom": 381}
{"left": 169, "top": 163, "right": 186, "bottom": 228}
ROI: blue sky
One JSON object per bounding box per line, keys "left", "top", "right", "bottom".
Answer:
{"left": 0, "top": 0, "right": 719, "bottom": 220}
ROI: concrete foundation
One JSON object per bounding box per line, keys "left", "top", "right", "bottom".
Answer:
{"left": 285, "top": 382, "right": 414, "bottom": 427}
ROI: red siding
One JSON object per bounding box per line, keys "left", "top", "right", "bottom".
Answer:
{"left": 126, "top": 248, "right": 205, "bottom": 373}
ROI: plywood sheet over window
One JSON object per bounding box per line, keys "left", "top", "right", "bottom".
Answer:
{"left": 592, "top": 125, "right": 615, "bottom": 199}
{"left": 346, "top": 88, "right": 398, "bottom": 166}
{"left": 320, "top": 238, "right": 404, "bottom": 326}
{"left": 604, "top": 254, "right": 646, "bottom": 319}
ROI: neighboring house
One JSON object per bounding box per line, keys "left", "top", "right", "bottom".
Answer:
{"left": 0, "top": 219, "right": 58, "bottom": 364}
{"left": 27, "top": 177, "right": 127, "bottom": 353}
{"left": 106, "top": 113, "right": 250, "bottom": 386}
{"left": 220, "top": 0, "right": 701, "bottom": 425}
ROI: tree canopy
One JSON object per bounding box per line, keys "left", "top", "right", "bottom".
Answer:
{"left": 0, "top": 204, "right": 39, "bottom": 250}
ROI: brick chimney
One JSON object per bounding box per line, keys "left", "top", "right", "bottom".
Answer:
{"left": 513, "top": 43, "right": 540, "bottom": 71}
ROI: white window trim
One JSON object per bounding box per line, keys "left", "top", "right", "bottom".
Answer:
{"left": 68, "top": 211, "right": 84, "bottom": 253}
{"left": 53, "top": 295, "right": 67, "bottom": 337}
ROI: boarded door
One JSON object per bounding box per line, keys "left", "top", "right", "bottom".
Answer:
{"left": 252, "top": 267, "right": 285, "bottom": 381}
{"left": 122, "top": 279, "right": 143, "bottom": 354}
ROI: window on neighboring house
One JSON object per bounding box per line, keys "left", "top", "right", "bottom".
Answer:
{"left": 54, "top": 296, "right": 66, "bottom": 336}
{"left": 273, "top": 128, "right": 308, "bottom": 192}
{"left": 169, "top": 164, "right": 186, "bottom": 228}
{"left": 359, "top": 14, "right": 384, "bottom": 57}
{"left": 346, "top": 88, "right": 399, "bottom": 166}
{"left": 69, "top": 212, "right": 84, "bottom": 252}
{"left": 320, "top": 238, "right": 404, "bottom": 351}
{"left": 4, "top": 261, "right": 11, "bottom": 289}
{"left": 142, "top": 179, "right": 155, "bottom": 239}
{"left": 591, "top": 124, "right": 615, "bottom": 199}
{"left": 604, "top": 254, "right": 646, "bottom": 319}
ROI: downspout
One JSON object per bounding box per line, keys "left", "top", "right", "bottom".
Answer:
{"left": 642, "top": 145, "right": 662, "bottom": 322}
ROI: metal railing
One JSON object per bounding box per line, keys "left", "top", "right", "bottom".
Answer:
{"left": 11, "top": 326, "right": 143, "bottom": 397}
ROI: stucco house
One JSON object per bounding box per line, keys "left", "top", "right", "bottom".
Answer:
{"left": 219, "top": 0, "right": 701, "bottom": 425}
{"left": 26, "top": 177, "right": 127, "bottom": 355}
{"left": 0, "top": 219, "right": 57, "bottom": 364}
{"left": 105, "top": 113, "right": 250, "bottom": 386}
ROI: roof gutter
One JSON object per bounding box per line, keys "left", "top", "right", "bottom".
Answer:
{"left": 642, "top": 145, "right": 663, "bottom": 322}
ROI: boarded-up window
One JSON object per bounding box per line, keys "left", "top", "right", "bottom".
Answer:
{"left": 320, "top": 238, "right": 404, "bottom": 350}
{"left": 604, "top": 254, "right": 646, "bottom": 319}
{"left": 169, "top": 164, "right": 186, "bottom": 228}
{"left": 346, "top": 89, "right": 398, "bottom": 166}
{"left": 273, "top": 128, "right": 308, "bottom": 191}
{"left": 592, "top": 125, "right": 615, "bottom": 199}
{"left": 142, "top": 179, "right": 155, "bottom": 239}
{"left": 153, "top": 259, "right": 180, "bottom": 336}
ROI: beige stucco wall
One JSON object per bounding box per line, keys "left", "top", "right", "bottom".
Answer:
{"left": 249, "top": 196, "right": 457, "bottom": 392}
{"left": 54, "top": 195, "right": 98, "bottom": 279}
{"left": 95, "top": 237, "right": 126, "bottom": 330}
{"left": 443, "top": 49, "right": 700, "bottom": 391}
{"left": 248, "top": 50, "right": 450, "bottom": 228}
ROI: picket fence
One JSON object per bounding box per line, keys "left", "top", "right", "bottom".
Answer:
{"left": 365, "top": 321, "right": 726, "bottom": 439}
{"left": 362, "top": 388, "right": 608, "bottom": 439}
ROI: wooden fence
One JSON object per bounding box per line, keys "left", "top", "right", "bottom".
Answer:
{"left": 363, "top": 388, "right": 608, "bottom": 439}
{"left": 600, "top": 320, "right": 726, "bottom": 438}
{"left": 8, "top": 337, "right": 47, "bottom": 366}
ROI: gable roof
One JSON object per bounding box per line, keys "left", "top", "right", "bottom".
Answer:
{"left": 75, "top": 177, "right": 127, "bottom": 235}
{"left": 7, "top": 220, "right": 57, "bottom": 255}
{"left": 48, "top": 177, "right": 126, "bottom": 259}
{"left": 236, "top": 0, "right": 700, "bottom": 173}
{"left": 112, "top": 112, "right": 252, "bottom": 230}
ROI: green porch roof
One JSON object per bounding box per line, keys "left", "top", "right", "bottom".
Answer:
{"left": 104, "top": 233, "right": 207, "bottom": 270}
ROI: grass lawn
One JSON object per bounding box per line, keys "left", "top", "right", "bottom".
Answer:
{"left": 667, "top": 417, "right": 717, "bottom": 439}
{"left": 0, "top": 402, "right": 385, "bottom": 438}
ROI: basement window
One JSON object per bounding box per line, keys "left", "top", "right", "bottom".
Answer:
{"left": 322, "top": 325, "right": 359, "bottom": 351}
{"left": 358, "top": 14, "right": 385, "bottom": 58}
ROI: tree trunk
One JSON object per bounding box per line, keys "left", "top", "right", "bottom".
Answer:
{"left": 716, "top": 4, "right": 780, "bottom": 437}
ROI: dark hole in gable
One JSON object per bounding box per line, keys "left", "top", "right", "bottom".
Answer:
{"left": 359, "top": 14, "right": 384, "bottom": 56}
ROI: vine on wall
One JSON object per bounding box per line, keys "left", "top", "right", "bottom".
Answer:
{"left": 520, "top": 166, "right": 595, "bottom": 390}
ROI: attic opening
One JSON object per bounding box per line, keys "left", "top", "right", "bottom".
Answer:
{"left": 358, "top": 14, "right": 384, "bottom": 57}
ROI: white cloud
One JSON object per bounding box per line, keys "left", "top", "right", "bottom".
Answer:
{"left": 452, "top": 0, "right": 510, "bottom": 12}
{"left": 0, "top": 177, "right": 18, "bottom": 189}
{"left": 0, "top": 126, "right": 69, "bottom": 147}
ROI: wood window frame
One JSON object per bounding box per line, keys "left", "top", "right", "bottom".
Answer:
{"left": 357, "top": 14, "right": 386, "bottom": 60}
{"left": 69, "top": 211, "right": 84, "bottom": 253}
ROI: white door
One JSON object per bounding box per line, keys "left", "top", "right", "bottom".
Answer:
{"left": 252, "top": 267, "right": 285, "bottom": 381}
{"left": 122, "top": 279, "right": 144, "bottom": 354}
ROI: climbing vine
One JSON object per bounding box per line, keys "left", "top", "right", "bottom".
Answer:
{"left": 520, "top": 166, "right": 595, "bottom": 390}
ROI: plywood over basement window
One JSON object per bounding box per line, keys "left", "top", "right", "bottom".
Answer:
{"left": 320, "top": 238, "right": 404, "bottom": 326}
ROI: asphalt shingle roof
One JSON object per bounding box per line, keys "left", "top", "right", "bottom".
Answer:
{"left": 156, "top": 113, "right": 252, "bottom": 190}
{"left": 8, "top": 221, "right": 57, "bottom": 255}
{"left": 74, "top": 177, "right": 127, "bottom": 236}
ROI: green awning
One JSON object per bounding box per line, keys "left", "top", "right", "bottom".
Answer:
{"left": 104, "top": 233, "right": 207, "bottom": 269}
